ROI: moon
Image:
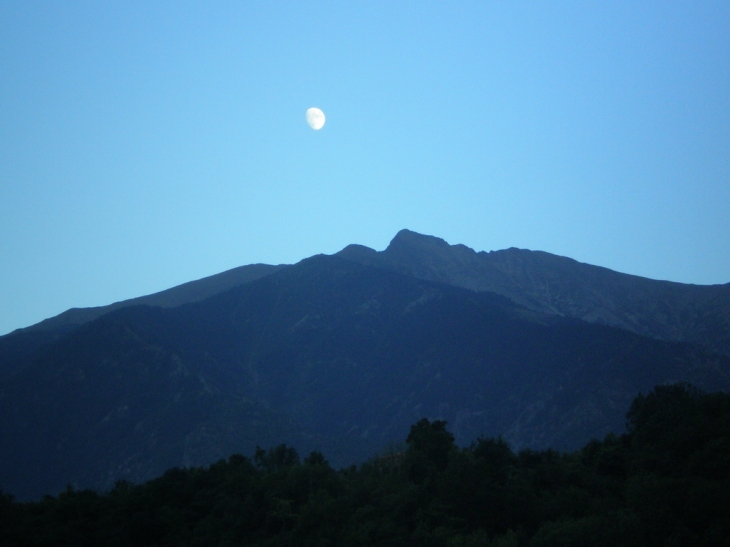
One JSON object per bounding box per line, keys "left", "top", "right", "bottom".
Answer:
{"left": 306, "top": 107, "right": 325, "bottom": 130}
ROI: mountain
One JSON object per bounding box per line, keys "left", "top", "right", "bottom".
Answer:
{"left": 1, "top": 249, "right": 729, "bottom": 501}
{"left": 338, "top": 230, "right": 730, "bottom": 356}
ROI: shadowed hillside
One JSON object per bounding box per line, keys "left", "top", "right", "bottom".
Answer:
{"left": 2, "top": 385, "right": 730, "bottom": 546}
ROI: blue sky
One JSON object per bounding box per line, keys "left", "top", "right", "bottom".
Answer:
{"left": 1, "top": 1, "right": 729, "bottom": 335}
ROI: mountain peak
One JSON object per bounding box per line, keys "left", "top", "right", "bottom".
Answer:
{"left": 387, "top": 229, "right": 451, "bottom": 252}
{"left": 383, "top": 230, "right": 480, "bottom": 268}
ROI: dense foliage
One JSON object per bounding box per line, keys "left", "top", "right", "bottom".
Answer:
{"left": 2, "top": 383, "right": 729, "bottom": 547}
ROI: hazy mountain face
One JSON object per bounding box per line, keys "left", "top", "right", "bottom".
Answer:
{"left": 1, "top": 246, "right": 729, "bottom": 501}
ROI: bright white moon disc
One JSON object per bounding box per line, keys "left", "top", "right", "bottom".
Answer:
{"left": 306, "top": 107, "right": 325, "bottom": 130}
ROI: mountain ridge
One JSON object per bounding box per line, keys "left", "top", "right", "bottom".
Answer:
{"left": 6, "top": 229, "right": 728, "bottom": 358}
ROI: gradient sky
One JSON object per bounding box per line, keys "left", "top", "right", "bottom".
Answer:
{"left": 2, "top": 1, "right": 729, "bottom": 335}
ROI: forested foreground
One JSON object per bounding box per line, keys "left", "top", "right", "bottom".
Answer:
{"left": 2, "top": 384, "right": 730, "bottom": 547}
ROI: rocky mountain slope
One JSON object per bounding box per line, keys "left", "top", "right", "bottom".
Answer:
{"left": 338, "top": 230, "right": 730, "bottom": 356}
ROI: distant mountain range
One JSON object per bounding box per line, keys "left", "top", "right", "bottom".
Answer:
{"left": 1, "top": 230, "right": 729, "bottom": 500}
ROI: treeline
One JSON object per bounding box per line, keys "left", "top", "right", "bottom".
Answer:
{"left": 2, "top": 383, "right": 730, "bottom": 546}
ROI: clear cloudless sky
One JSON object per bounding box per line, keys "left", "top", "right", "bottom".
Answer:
{"left": 1, "top": 1, "right": 729, "bottom": 335}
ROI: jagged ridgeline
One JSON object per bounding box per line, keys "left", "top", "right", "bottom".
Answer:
{"left": 1, "top": 230, "right": 729, "bottom": 501}
{"left": 2, "top": 385, "right": 729, "bottom": 546}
